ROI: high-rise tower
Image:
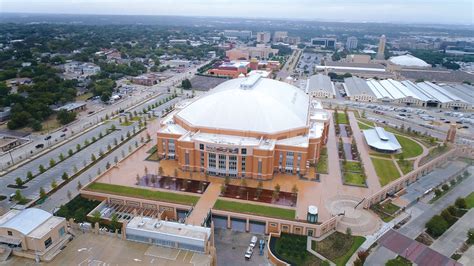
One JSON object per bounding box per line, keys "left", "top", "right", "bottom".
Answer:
{"left": 376, "top": 35, "right": 386, "bottom": 60}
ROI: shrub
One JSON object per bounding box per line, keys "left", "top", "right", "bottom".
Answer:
{"left": 441, "top": 209, "right": 457, "bottom": 225}
{"left": 442, "top": 184, "right": 450, "bottom": 191}
{"left": 455, "top": 197, "right": 467, "bottom": 209}
{"left": 434, "top": 189, "right": 442, "bottom": 197}
{"left": 426, "top": 215, "right": 449, "bottom": 237}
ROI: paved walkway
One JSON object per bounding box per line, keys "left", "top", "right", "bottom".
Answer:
{"left": 347, "top": 112, "right": 381, "bottom": 191}
{"left": 377, "top": 229, "right": 461, "bottom": 266}
{"left": 431, "top": 209, "right": 474, "bottom": 257}
{"left": 186, "top": 182, "right": 221, "bottom": 226}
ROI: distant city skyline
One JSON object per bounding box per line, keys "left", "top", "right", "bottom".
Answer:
{"left": 0, "top": 0, "right": 473, "bottom": 25}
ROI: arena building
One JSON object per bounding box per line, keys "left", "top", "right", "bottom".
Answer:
{"left": 157, "top": 75, "right": 330, "bottom": 179}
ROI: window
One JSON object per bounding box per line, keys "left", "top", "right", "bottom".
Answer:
{"left": 297, "top": 153, "right": 302, "bottom": 168}
{"left": 241, "top": 148, "right": 247, "bottom": 155}
{"left": 218, "top": 154, "right": 226, "bottom": 170}
{"left": 200, "top": 152, "right": 205, "bottom": 167}
{"left": 279, "top": 152, "right": 283, "bottom": 166}
{"left": 44, "top": 237, "right": 52, "bottom": 249}
{"left": 168, "top": 139, "right": 175, "bottom": 154}
{"left": 7, "top": 231, "right": 12, "bottom": 236}
{"left": 208, "top": 153, "right": 216, "bottom": 168}
{"left": 257, "top": 160, "right": 262, "bottom": 175}
{"left": 199, "top": 144, "right": 204, "bottom": 150}
{"left": 241, "top": 156, "right": 246, "bottom": 172}
{"left": 286, "top": 152, "right": 294, "bottom": 171}
{"left": 185, "top": 152, "right": 190, "bottom": 166}
{"left": 307, "top": 229, "right": 314, "bottom": 236}
{"left": 59, "top": 227, "right": 65, "bottom": 236}
{"left": 229, "top": 155, "right": 237, "bottom": 172}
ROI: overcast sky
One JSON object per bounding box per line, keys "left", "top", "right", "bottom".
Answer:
{"left": 1, "top": 0, "right": 473, "bottom": 25}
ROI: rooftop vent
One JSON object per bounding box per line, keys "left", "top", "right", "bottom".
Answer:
{"left": 240, "top": 75, "right": 261, "bottom": 90}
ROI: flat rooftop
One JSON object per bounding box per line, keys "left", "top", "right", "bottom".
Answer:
{"left": 127, "top": 217, "right": 210, "bottom": 242}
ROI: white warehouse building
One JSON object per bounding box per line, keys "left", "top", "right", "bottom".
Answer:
{"left": 306, "top": 74, "right": 336, "bottom": 99}
{"left": 343, "top": 77, "right": 472, "bottom": 110}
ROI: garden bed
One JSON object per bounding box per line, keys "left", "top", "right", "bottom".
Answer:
{"left": 213, "top": 199, "right": 295, "bottom": 220}
{"left": 138, "top": 174, "right": 209, "bottom": 194}
{"left": 271, "top": 233, "right": 326, "bottom": 265}
{"left": 311, "top": 231, "right": 365, "bottom": 266}
{"left": 55, "top": 195, "right": 101, "bottom": 223}
{"left": 371, "top": 201, "right": 400, "bottom": 222}
{"left": 220, "top": 184, "right": 297, "bottom": 207}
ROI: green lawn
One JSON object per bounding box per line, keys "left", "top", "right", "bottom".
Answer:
{"left": 86, "top": 183, "right": 199, "bottom": 205}
{"left": 317, "top": 155, "right": 328, "bottom": 174}
{"left": 312, "top": 231, "right": 366, "bottom": 266}
{"left": 397, "top": 159, "right": 414, "bottom": 175}
{"left": 466, "top": 192, "right": 474, "bottom": 208}
{"left": 344, "top": 172, "right": 366, "bottom": 186}
{"left": 395, "top": 135, "right": 423, "bottom": 159}
{"left": 336, "top": 112, "right": 349, "bottom": 124}
{"left": 274, "top": 233, "right": 326, "bottom": 266}
{"left": 342, "top": 161, "right": 363, "bottom": 172}
{"left": 371, "top": 158, "right": 401, "bottom": 186}
{"left": 213, "top": 199, "right": 295, "bottom": 220}
{"left": 357, "top": 121, "right": 373, "bottom": 130}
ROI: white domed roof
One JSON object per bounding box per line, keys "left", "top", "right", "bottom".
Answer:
{"left": 389, "top": 54, "right": 430, "bottom": 67}
{"left": 176, "top": 76, "right": 309, "bottom": 134}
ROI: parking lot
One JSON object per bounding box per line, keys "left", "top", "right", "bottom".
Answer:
{"left": 214, "top": 228, "right": 270, "bottom": 266}
{"left": 7, "top": 231, "right": 211, "bottom": 265}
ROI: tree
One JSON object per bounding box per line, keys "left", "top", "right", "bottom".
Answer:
{"left": 15, "top": 177, "right": 24, "bottom": 187}
{"left": 291, "top": 184, "right": 298, "bottom": 196}
{"left": 91, "top": 154, "right": 96, "bottom": 161}
{"left": 57, "top": 109, "right": 77, "bottom": 125}
{"left": 346, "top": 227, "right": 352, "bottom": 236}
{"left": 59, "top": 153, "right": 65, "bottom": 161}
{"left": 76, "top": 143, "right": 81, "bottom": 151}
{"left": 14, "top": 190, "right": 24, "bottom": 202}
{"left": 68, "top": 149, "right": 74, "bottom": 157}
{"left": 110, "top": 213, "right": 120, "bottom": 231}
{"left": 26, "top": 171, "right": 34, "bottom": 180}
{"left": 76, "top": 181, "right": 82, "bottom": 191}
{"left": 434, "top": 188, "right": 442, "bottom": 197}
{"left": 62, "top": 172, "right": 69, "bottom": 181}
{"left": 158, "top": 166, "right": 164, "bottom": 176}
{"left": 39, "top": 187, "right": 47, "bottom": 199}
{"left": 49, "top": 158, "right": 56, "bottom": 167}
{"left": 426, "top": 215, "right": 449, "bottom": 237}
{"left": 442, "top": 184, "right": 450, "bottom": 191}
{"left": 273, "top": 184, "right": 281, "bottom": 201}
{"left": 39, "top": 164, "right": 46, "bottom": 173}
{"left": 51, "top": 180, "right": 57, "bottom": 189}
{"left": 181, "top": 78, "right": 192, "bottom": 90}
{"left": 91, "top": 210, "right": 101, "bottom": 226}
{"left": 441, "top": 209, "right": 457, "bottom": 225}
{"left": 105, "top": 161, "right": 111, "bottom": 169}
{"left": 224, "top": 176, "right": 231, "bottom": 187}
{"left": 455, "top": 197, "right": 467, "bottom": 209}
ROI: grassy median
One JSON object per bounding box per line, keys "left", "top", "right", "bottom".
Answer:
{"left": 371, "top": 157, "right": 400, "bottom": 186}
{"left": 213, "top": 199, "right": 295, "bottom": 220}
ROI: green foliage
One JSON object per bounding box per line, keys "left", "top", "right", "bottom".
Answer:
{"left": 90, "top": 78, "right": 116, "bottom": 102}
{"left": 455, "top": 197, "right": 467, "bottom": 209}
{"left": 57, "top": 109, "right": 77, "bottom": 125}
{"left": 181, "top": 78, "right": 192, "bottom": 90}
{"left": 55, "top": 196, "right": 100, "bottom": 223}
{"left": 426, "top": 215, "right": 449, "bottom": 237}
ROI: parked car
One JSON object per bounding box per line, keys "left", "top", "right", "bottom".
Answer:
{"left": 60, "top": 133, "right": 66, "bottom": 137}
{"left": 244, "top": 246, "right": 253, "bottom": 260}
{"left": 35, "top": 143, "right": 44, "bottom": 149}
{"left": 62, "top": 128, "right": 68, "bottom": 132}
{"left": 44, "top": 135, "right": 52, "bottom": 140}
{"left": 249, "top": 236, "right": 258, "bottom": 248}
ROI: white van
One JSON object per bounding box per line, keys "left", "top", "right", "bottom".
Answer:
{"left": 249, "top": 236, "right": 258, "bottom": 248}
{"left": 244, "top": 246, "right": 253, "bottom": 260}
